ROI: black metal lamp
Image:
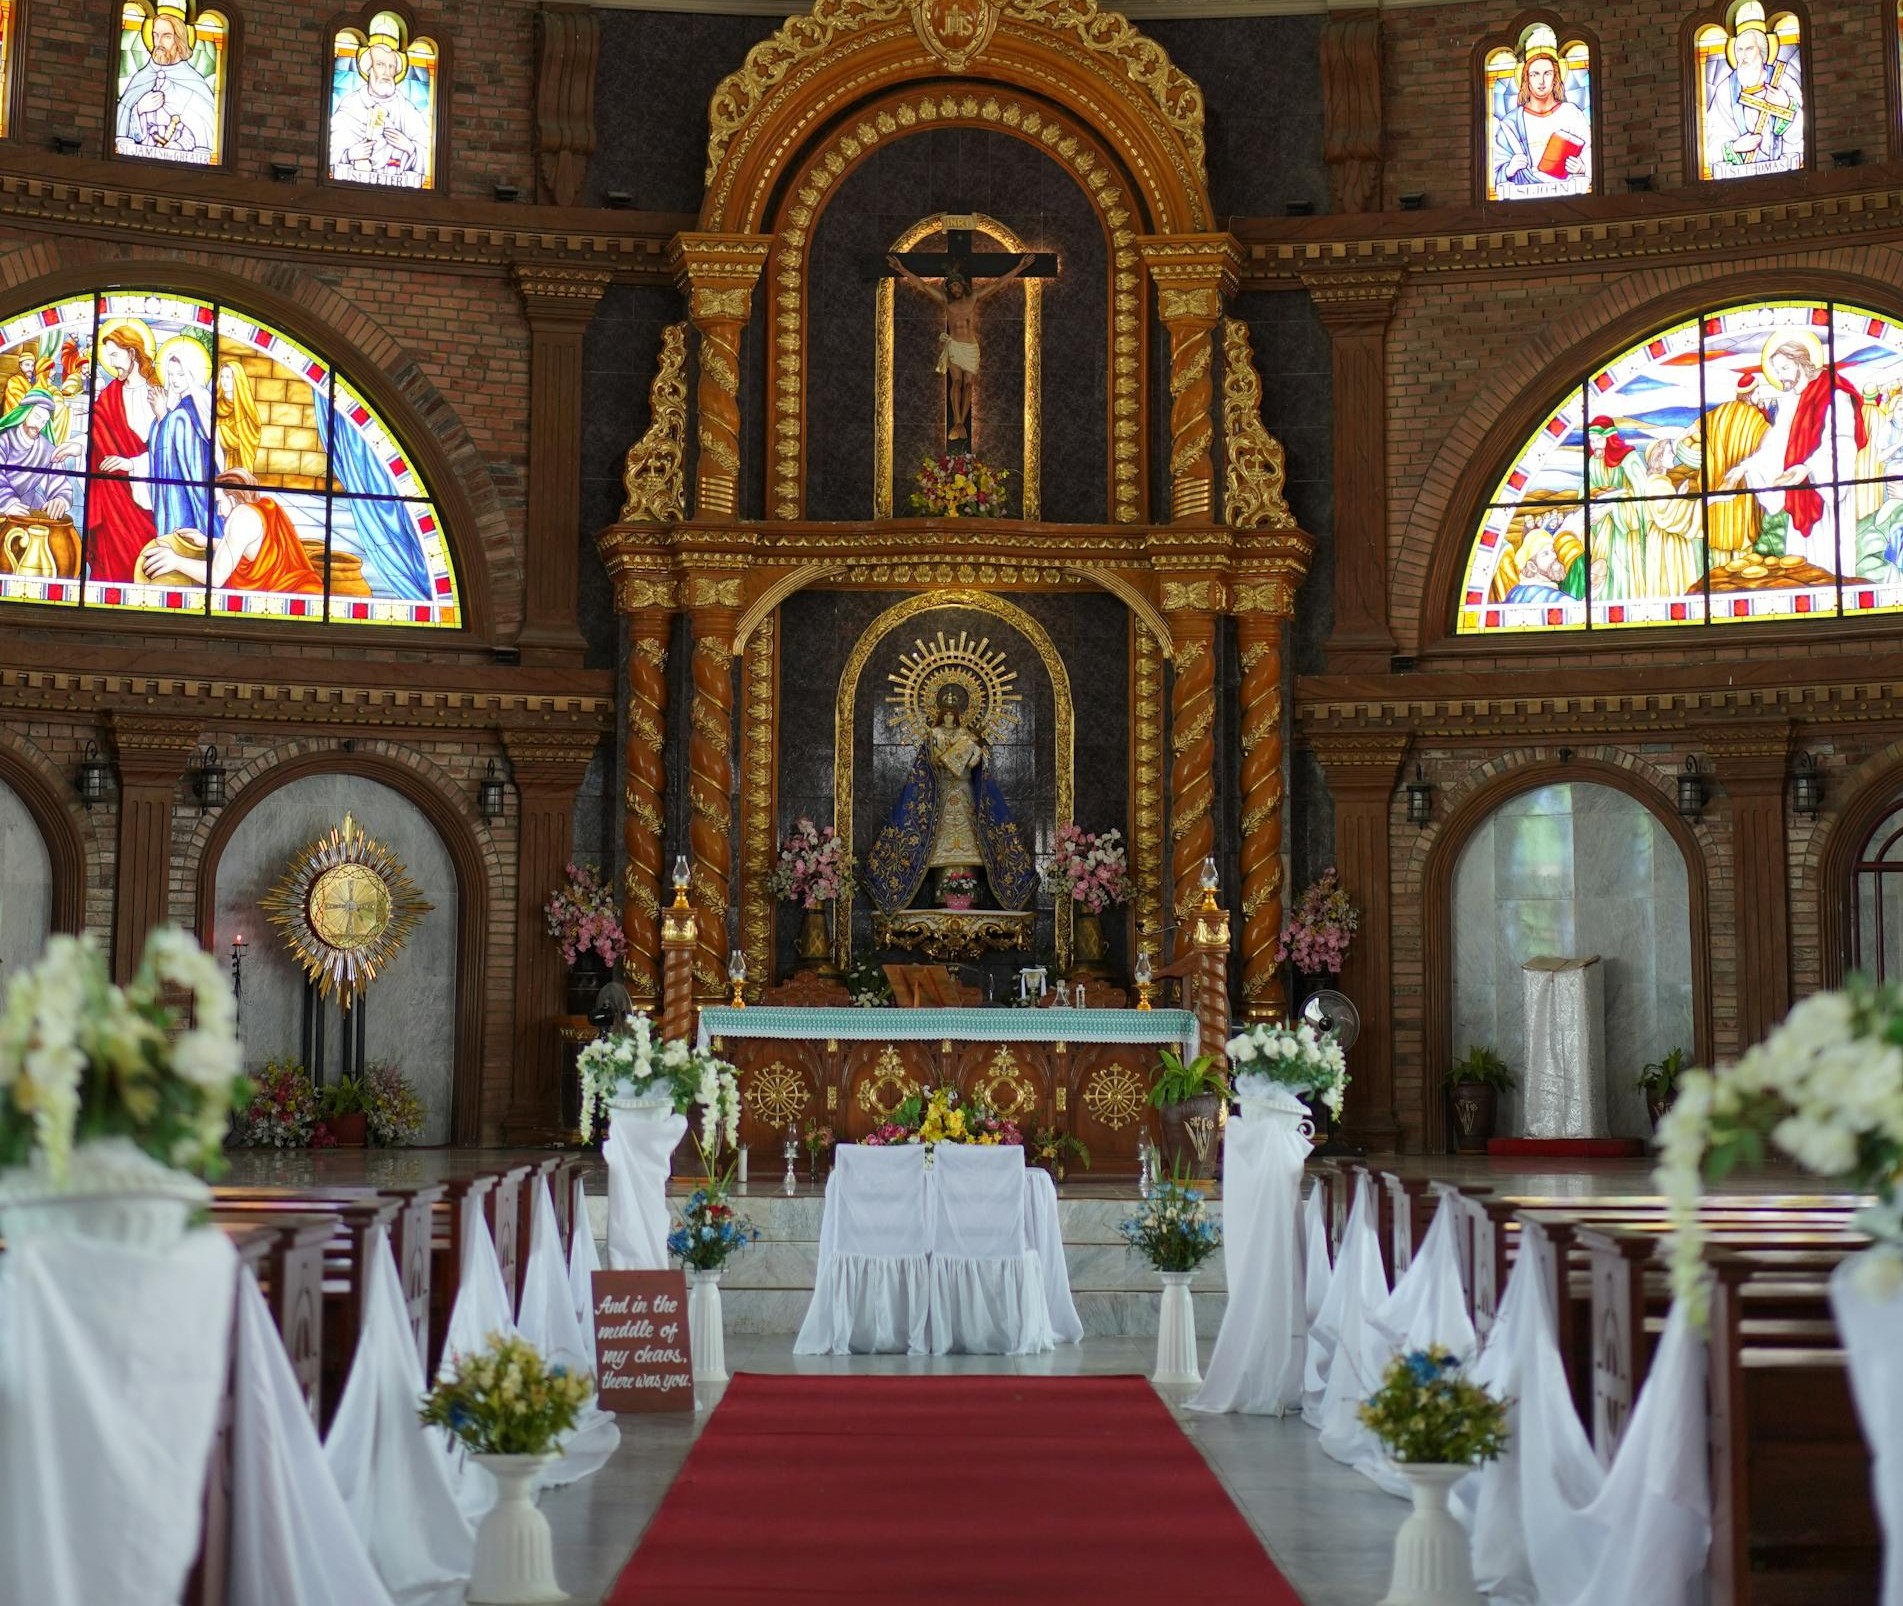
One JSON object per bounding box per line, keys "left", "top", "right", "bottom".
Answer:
{"left": 1404, "top": 763, "right": 1434, "bottom": 828}
{"left": 76, "top": 741, "right": 113, "bottom": 809}
{"left": 1676, "top": 756, "right": 1706, "bottom": 821}
{"left": 191, "top": 744, "right": 227, "bottom": 812}
{"left": 478, "top": 759, "right": 506, "bottom": 820}
{"left": 1792, "top": 752, "right": 1823, "bottom": 820}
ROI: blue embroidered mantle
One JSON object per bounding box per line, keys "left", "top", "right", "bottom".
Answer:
{"left": 865, "top": 743, "right": 1037, "bottom": 915}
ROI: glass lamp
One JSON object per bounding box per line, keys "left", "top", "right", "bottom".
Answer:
{"left": 478, "top": 759, "right": 506, "bottom": 820}
{"left": 1133, "top": 948, "right": 1154, "bottom": 1012}
{"left": 191, "top": 745, "right": 227, "bottom": 813}
{"left": 1198, "top": 855, "right": 1221, "bottom": 913}
{"left": 671, "top": 854, "right": 692, "bottom": 909}
{"left": 1676, "top": 757, "right": 1706, "bottom": 821}
{"left": 76, "top": 741, "right": 113, "bottom": 809}
{"left": 1791, "top": 752, "right": 1822, "bottom": 820}
{"left": 728, "top": 947, "right": 747, "bottom": 1007}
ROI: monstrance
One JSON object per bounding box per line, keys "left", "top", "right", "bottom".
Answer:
{"left": 262, "top": 812, "right": 432, "bottom": 1005}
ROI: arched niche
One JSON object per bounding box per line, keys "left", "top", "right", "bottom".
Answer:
{"left": 0, "top": 773, "right": 55, "bottom": 976}
{"left": 199, "top": 761, "right": 480, "bottom": 1144}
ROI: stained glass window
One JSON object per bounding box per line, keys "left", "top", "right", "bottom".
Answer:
{"left": 0, "top": 290, "right": 459, "bottom": 626}
{"left": 0, "top": 2, "right": 18, "bottom": 142}
{"left": 329, "top": 11, "right": 439, "bottom": 190}
{"left": 1482, "top": 23, "right": 1594, "bottom": 202}
{"left": 1690, "top": 1, "right": 1805, "bottom": 182}
{"left": 114, "top": 2, "right": 229, "bottom": 167}
{"left": 1456, "top": 298, "right": 1903, "bottom": 636}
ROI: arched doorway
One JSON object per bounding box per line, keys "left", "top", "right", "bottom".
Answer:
{"left": 1847, "top": 799, "right": 1903, "bottom": 982}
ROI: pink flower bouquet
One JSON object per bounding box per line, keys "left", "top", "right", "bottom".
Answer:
{"left": 766, "top": 818, "right": 854, "bottom": 909}
{"left": 1039, "top": 823, "right": 1133, "bottom": 915}
{"left": 544, "top": 862, "right": 626, "bottom": 968}
{"left": 1275, "top": 868, "right": 1358, "bottom": 975}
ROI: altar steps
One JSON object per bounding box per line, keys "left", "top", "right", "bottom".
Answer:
{"left": 582, "top": 1184, "right": 1228, "bottom": 1339}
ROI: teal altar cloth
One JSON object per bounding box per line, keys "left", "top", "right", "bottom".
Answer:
{"left": 697, "top": 1006, "right": 1198, "bottom": 1057}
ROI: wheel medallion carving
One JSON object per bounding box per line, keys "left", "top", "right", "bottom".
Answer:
{"left": 1081, "top": 1065, "right": 1146, "bottom": 1131}
{"left": 745, "top": 1062, "right": 811, "bottom": 1130}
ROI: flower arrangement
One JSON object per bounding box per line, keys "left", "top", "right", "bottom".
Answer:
{"left": 362, "top": 1061, "right": 425, "bottom": 1147}
{"left": 543, "top": 862, "right": 626, "bottom": 970}
{"left": 419, "top": 1332, "right": 594, "bottom": 1458}
{"left": 909, "top": 451, "right": 1010, "bottom": 518}
{"left": 861, "top": 1086, "right": 1022, "bottom": 1150}
{"left": 938, "top": 868, "right": 979, "bottom": 904}
{"left": 235, "top": 1058, "right": 317, "bottom": 1148}
{"left": 667, "top": 1186, "right": 760, "bottom": 1271}
{"left": 801, "top": 1122, "right": 836, "bottom": 1163}
{"left": 0, "top": 927, "right": 247, "bottom": 1182}
{"left": 1118, "top": 1177, "right": 1222, "bottom": 1273}
{"left": 1357, "top": 1348, "right": 1509, "bottom": 1466}
{"left": 843, "top": 957, "right": 894, "bottom": 1009}
{"left": 1226, "top": 1019, "right": 1350, "bottom": 1120}
{"left": 1025, "top": 1126, "right": 1090, "bottom": 1177}
{"left": 576, "top": 1012, "right": 691, "bottom": 1142}
{"left": 1274, "top": 868, "right": 1358, "bottom": 975}
{"left": 1656, "top": 981, "right": 1903, "bottom": 1319}
{"left": 765, "top": 818, "right": 853, "bottom": 909}
{"left": 1040, "top": 824, "right": 1133, "bottom": 915}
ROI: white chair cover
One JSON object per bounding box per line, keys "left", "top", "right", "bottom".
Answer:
{"left": 604, "top": 1109, "right": 687, "bottom": 1271}
{"left": 0, "top": 1228, "right": 237, "bottom": 1606}
{"left": 568, "top": 1170, "right": 602, "bottom": 1374}
{"left": 1303, "top": 1173, "right": 1387, "bottom": 1433}
{"left": 1023, "top": 1166, "right": 1083, "bottom": 1344}
{"left": 1187, "top": 1095, "right": 1311, "bottom": 1416}
{"left": 928, "top": 1144, "right": 1054, "bottom": 1356}
{"left": 325, "top": 1229, "right": 473, "bottom": 1606}
{"left": 794, "top": 1144, "right": 932, "bottom": 1355}
{"left": 440, "top": 1211, "right": 518, "bottom": 1521}
{"left": 228, "top": 1268, "right": 396, "bottom": 1606}
{"left": 1301, "top": 1182, "right": 1333, "bottom": 1416}
{"left": 515, "top": 1178, "right": 619, "bottom": 1488}
{"left": 1832, "top": 1257, "right": 1903, "bottom": 1606}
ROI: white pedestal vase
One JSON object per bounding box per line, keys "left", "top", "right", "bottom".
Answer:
{"left": 1153, "top": 1270, "right": 1201, "bottom": 1386}
{"left": 688, "top": 1267, "right": 727, "bottom": 1385}
{"left": 1832, "top": 1253, "right": 1903, "bottom": 1606}
{"left": 465, "top": 1452, "right": 567, "bottom": 1605}
{"left": 1380, "top": 1464, "right": 1484, "bottom": 1606}
{"left": 0, "top": 1135, "right": 210, "bottom": 1251}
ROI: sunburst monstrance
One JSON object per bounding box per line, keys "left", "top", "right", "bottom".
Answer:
{"left": 263, "top": 813, "right": 432, "bottom": 1005}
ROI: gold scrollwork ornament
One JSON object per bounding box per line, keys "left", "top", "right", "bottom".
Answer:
{"left": 855, "top": 1045, "right": 921, "bottom": 1117}
{"left": 619, "top": 323, "right": 690, "bottom": 524}
{"left": 972, "top": 1044, "right": 1038, "bottom": 1120}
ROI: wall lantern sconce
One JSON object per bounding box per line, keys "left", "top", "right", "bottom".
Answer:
{"left": 478, "top": 759, "right": 506, "bottom": 821}
{"left": 1791, "top": 752, "right": 1823, "bottom": 821}
{"left": 77, "top": 741, "right": 113, "bottom": 809}
{"left": 1404, "top": 763, "right": 1435, "bottom": 828}
{"left": 1676, "top": 756, "right": 1706, "bottom": 821}
{"left": 191, "top": 745, "right": 227, "bottom": 813}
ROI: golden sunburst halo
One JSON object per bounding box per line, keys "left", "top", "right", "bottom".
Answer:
{"left": 262, "top": 812, "right": 432, "bottom": 1005}
{"left": 886, "top": 626, "right": 1020, "bottom": 744}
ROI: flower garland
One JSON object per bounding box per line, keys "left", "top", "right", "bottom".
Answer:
{"left": 1655, "top": 981, "right": 1903, "bottom": 1322}
{"left": 909, "top": 452, "right": 1010, "bottom": 518}
{"left": 544, "top": 862, "right": 626, "bottom": 969}
{"left": 0, "top": 927, "right": 246, "bottom": 1181}
{"left": 765, "top": 817, "right": 854, "bottom": 909}
{"left": 575, "top": 1012, "right": 691, "bottom": 1142}
{"left": 1226, "top": 1019, "right": 1350, "bottom": 1119}
{"left": 1039, "top": 824, "right": 1133, "bottom": 915}
{"left": 1274, "top": 868, "right": 1358, "bottom": 975}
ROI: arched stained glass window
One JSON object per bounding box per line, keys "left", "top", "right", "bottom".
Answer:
{"left": 1456, "top": 298, "right": 1903, "bottom": 636}
{"left": 1481, "top": 21, "right": 1595, "bottom": 202}
{"left": 329, "top": 10, "right": 440, "bottom": 191}
{"left": 0, "top": 290, "right": 459, "bottom": 627}
{"left": 114, "top": 1, "right": 230, "bottom": 167}
{"left": 1688, "top": 1, "right": 1806, "bottom": 182}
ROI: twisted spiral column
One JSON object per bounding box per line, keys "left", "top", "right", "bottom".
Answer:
{"left": 1163, "top": 310, "right": 1219, "bottom": 522}
{"left": 688, "top": 600, "right": 739, "bottom": 996}
{"left": 1237, "top": 610, "right": 1286, "bottom": 1021}
{"left": 669, "top": 234, "right": 768, "bottom": 522}
{"left": 1168, "top": 608, "right": 1218, "bottom": 924}
{"left": 622, "top": 606, "right": 672, "bottom": 1006}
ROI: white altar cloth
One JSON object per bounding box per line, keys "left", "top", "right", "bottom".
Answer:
{"left": 698, "top": 1004, "right": 1197, "bottom": 1057}
{"left": 1522, "top": 955, "right": 1608, "bottom": 1139}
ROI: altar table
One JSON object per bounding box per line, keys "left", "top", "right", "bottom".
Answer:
{"left": 698, "top": 1006, "right": 1197, "bottom": 1172}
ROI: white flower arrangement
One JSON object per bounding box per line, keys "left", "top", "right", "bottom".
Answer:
{"left": 1224, "top": 1019, "right": 1350, "bottom": 1120}
{"left": 0, "top": 927, "right": 246, "bottom": 1181}
{"left": 575, "top": 1012, "right": 742, "bottom": 1167}
{"left": 1654, "top": 981, "right": 1903, "bottom": 1323}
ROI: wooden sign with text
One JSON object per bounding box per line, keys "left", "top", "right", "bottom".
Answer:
{"left": 591, "top": 1270, "right": 694, "bottom": 1412}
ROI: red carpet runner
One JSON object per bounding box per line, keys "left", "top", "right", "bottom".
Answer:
{"left": 609, "top": 1373, "right": 1304, "bottom": 1604}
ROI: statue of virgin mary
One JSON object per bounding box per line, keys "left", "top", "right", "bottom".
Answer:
{"left": 866, "top": 682, "right": 1036, "bottom": 914}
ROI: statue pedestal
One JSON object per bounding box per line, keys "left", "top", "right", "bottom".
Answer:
{"left": 873, "top": 908, "right": 1035, "bottom": 961}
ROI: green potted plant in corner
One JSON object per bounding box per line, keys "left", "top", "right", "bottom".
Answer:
{"left": 1638, "top": 1046, "right": 1686, "bottom": 1131}
{"left": 1148, "top": 1048, "right": 1231, "bottom": 1180}
{"left": 317, "top": 1074, "right": 370, "bottom": 1148}
{"left": 1444, "top": 1046, "right": 1515, "bottom": 1154}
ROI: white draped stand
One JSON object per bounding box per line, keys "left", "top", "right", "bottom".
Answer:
{"left": 1832, "top": 1257, "right": 1903, "bottom": 1606}
{"left": 604, "top": 1103, "right": 687, "bottom": 1271}
{"left": 927, "top": 1144, "right": 1055, "bottom": 1357}
{"left": 515, "top": 1178, "right": 619, "bottom": 1487}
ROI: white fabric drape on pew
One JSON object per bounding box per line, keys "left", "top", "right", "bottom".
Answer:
{"left": 516, "top": 1177, "right": 619, "bottom": 1487}
{"left": 795, "top": 1144, "right": 933, "bottom": 1356}
{"left": 1025, "top": 1165, "right": 1084, "bottom": 1344}
{"left": 927, "top": 1144, "right": 1054, "bottom": 1357}
{"left": 1300, "top": 1182, "right": 1333, "bottom": 1416}
{"left": 1187, "top": 1093, "right": 1312, "bottom": 1417}
{"left": 1832, "top": 1258, "right": 1903, "bottom": 1606}
{"left": 325, "top": 1227, "right": 472, "bottom": 1606}
{"left": 1304, "top": 1172, "right": 1387, "bottom": 1433}
{"left": 604, "top": 1109, "right": 687, "bottom": 1270}
{"left": 228, "top": 1267, "right": 395, "bottom": 1606}
{"left": 569, "top": 1170, "right": 602, "bottom": 1373}
{"left": 0, "top": 1227, "right": 236, "bottom": 1606}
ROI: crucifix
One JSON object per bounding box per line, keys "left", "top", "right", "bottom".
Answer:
{"left": 881, "top": 218, "right": 1058, "bottom": 451}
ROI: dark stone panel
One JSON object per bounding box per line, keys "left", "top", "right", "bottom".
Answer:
{"left": 1140, "top": 17, "right": 1329, "bottom": 221}
{"left": 1291, "top": 746, "right": 1336, "bottom": 900}
{"left": 589, "top": 13, "right": 784, "bottom": 213}
{"left": 802, "top": 128, "right": 1109, "bottom": 523}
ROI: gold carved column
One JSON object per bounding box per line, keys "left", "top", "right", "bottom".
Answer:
{"left": 1139, "top": 235, "right": 1241, "bottom": 524}
{"left": 669, "top": 233, "right": 770, "bottom": 521}
{"left": 1159, "top": 583, "right": 1221, "bottom": 926}
{"left": 687, "top": 573, "right": 744, "bottom": 996}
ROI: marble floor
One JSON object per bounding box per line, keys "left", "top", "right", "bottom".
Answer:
{"left": 541, "top": 1333, "right": 1406, "bottom": 1606}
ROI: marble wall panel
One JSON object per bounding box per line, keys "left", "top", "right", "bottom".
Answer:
{"left": 0, "top": 778, "right": 52, "bottom": 976}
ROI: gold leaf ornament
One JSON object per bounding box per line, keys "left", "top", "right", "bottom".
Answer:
{"left": 262, "top": 813, "right": 432, "bottom": 1005}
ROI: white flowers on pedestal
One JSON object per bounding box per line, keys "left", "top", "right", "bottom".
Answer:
{"left": 1226, "top": 1019, "right": 1349, "bottom": 1120}
{"left": 577, "top": 1013, "right": 740, "bottom": 1158}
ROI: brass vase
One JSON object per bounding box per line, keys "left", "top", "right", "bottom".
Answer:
{"left": 1070, "top": 910, "right": 1110, "bottom": 979}
{"left": 795, "top": 901, "right": 838, "bottom": 977}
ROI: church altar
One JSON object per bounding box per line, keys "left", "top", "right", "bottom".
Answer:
{"left": 698, "top": 1006, "right": 1198, "bottom": 1171}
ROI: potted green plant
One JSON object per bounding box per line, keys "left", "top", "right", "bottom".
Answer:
{"left": 1025, "top": 1126, "right": 1091, "bottom": 1184}
{"left": 1638, "top": 1046, "right": 1686, "bottom": 1130}
{"left": 317, "top": 1074, "right": 370, "bottom": 1148}
{"left": 1444, "top": 1045, "right": 1515, "bottom": 1153}
{"left": 1148, "top": 1048, "right": 1231, "bottom": 1180}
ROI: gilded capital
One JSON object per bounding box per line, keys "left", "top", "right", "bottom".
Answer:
{"left": 1138, "top": 233, "right": 1242, "bottom": 306}
{"left": 668, "top": 232, "right": 772, "bottom": 304}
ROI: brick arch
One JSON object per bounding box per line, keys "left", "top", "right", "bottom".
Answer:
{"left": 188, "top": 739, "right": 502, "bottom": 1142}
{"left": 1813, "top": 739, "right": 1903, "bottom": 987}
{"left": 1410, "top": 748, "right": 1714, "bottom": 1149}
{"left": 0, "top": 242, "right": 513, "bottom": 642}
{"left": 1396, "top": 249, "right": 1903, "bottom": 654}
